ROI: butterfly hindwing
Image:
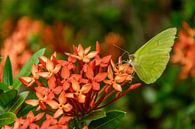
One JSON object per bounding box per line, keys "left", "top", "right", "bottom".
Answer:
{"left": 133, "top": 28, "right": 177, "bottom": 84}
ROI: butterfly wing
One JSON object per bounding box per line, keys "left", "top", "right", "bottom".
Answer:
{"left": 133, "top": 28, "right": 177, "bottom": 84}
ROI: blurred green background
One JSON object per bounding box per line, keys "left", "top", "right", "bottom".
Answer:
{"left": 0, "top": 0, "right": 195, "bottom": 129}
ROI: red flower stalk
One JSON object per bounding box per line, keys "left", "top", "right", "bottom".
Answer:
{"left": 17, "top": 42, "right": 140, "bottom": 128}
{"left": 172, "top": 22, "right": 195, "bottom": 79}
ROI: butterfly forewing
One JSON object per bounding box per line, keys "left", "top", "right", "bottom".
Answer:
{"left": 133, "top": 28, "right": 177, "bottom": 84}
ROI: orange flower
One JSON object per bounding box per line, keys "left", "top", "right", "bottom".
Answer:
{"left": 95, "top": 55, "right": 112, "bottom": 67}
{"left": 172, "top": 22, "right": 195, "bottom": 79}
{"left": 40, "top": 114, "right": 57, "bottom": 128}
{"left": 104, "top": 65, "right": 123, "bottom": 92}
{"left": 39, "top": 59, "right": 61, "bottom": 78}
{"left": 19, "top": 64, "right": 39, "bottom": 87}
{"left": 47, "top": 92, "right": 73, "bottom": 118}
{"left": 71, "top": 79, "right": 92, "bottom": 103}
{"left": 26, "top": 87, "right": 53, "bottom": 110}
{"left": 85, "top": 65, "right": 107, "bottom": 90}
{"left": 65, "top": 44, "right": 97, "bottom": 62}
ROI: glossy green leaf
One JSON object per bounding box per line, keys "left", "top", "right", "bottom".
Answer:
{"left": 0, "top": 82, "right": 10, "bottom": 91}
{"left": 3, "top": 56, "right": 13, "bottom": 86}
{"left": 0, "top": 90, "right": 17, "bottom": 108}
{"left": 83, "top": 110, "right": 106, "bottom": 122}
{"left": 0, "top": 112, "right": 16, "bottom": 126}
{"left": 6, "top": 91, "right": 29, "bottom": 112}
{"left": 12, "top": 48, "right": 45, "bottom": 89}
{"left": 89, "top": 110, "right": 126, "bottom": 129}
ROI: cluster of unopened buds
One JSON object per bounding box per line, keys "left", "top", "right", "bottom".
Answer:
{"left": 3, "top": 43, "right": 140, "bottom": 129}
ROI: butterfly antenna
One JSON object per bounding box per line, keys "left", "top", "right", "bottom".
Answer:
{"left": 113, "top": 44, "right": 129, "bottom": 53}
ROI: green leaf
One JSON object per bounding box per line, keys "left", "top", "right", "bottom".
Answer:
{"left": 83, "top": 110, "right": 106, "bottom": 123}
{"left": 12, "top": 48, "right": 45, "bottom": 89}
{"left": 0, "top": 106, "right": 5, "bottom": 114}
{"left": 17, "top": 104, "right": 35, "bottom": 117}
{"left": 89, "top": 110, "right": 126, "bottom": 129}
{"left": 3, "top": 56, "right": 13, "bottom": 86}
{"left": 0, "top": 82, "right": 10, "bottom": 91}
{"left": 6, "top": 91, "right": 29, "bottom": 112}
{"left": 0, "top": 90, "right": 17, "bottom": 108}
{"left": 17, "top": 92, "right": 36, "bottom": 117}
{"left": 0, "top": 112, "right": 16, "bottom": 126}
{"left": 68, "top": 118, "right": 83, "bottom": 129}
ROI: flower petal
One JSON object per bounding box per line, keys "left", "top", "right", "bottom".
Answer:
{"left": 111, "top": 60, "right": 117, "bottom": 72}
{"left": 78, "top": 94, "right": 86, "bottom": 103}
{"left": 77, "top": 44, "right": 84, "bottom": 57}
{"left": 86, "top": 51, "right": 97, "bottom": 59}
{"left": 115, "top": 75, "right": 126, "bottom": 83}
{"left": 39, "top": 56, "right": 48, "bottom": 66}
{"left": 32, "top": 64, "right": 39, "bottom": 78}
{"left": 54, "top": 109, "right": 64, "bottom": 118}
{"left": 107, "top": 65, "right": 113, "bottom": 80}
{"left": 51, "top": 52, "right": 57, "bottom": 60}
{"left": 39, "top": 72, "right": 50, "bottom": 78}
{"left": 86, "top": 65, "right": 94, "bottom": 79}
{"left": 59, "top": 92, "right": 67, "bottom": 104}
{"left": 27, "top": 111, "right": 35, "bottom": 120}
{"left": 47, "top": 100, "right": 59, "bottom": 109}
{"left": 94, "top": 72, "right": 107, "bottom": 82}
{"left": 81, "top": 84, "right": 91, "bottom": 93}
{"left": 25, "top": 100, "right": 39, "bottom": 106}
{"left": 53, "top": 64, "right": 61, "bottom": 74}
{"left": 48, "top": 75, "right": 56, "bottom": 89}
{"left": 19, "top": 77, "right": 34, "bottom": 87}
{"left": 101, "top": 55, "right": 112, "bottom": 64}
{"left": 46, "top": 60, "right": 54, "bottom": 72}
{"left": 59, "top": 116, "right": 72, "bottom": 124}
{"left": 96, "top": 41, "right": 101, "bottom": 53}
{"left": 29, "top": 123, "right": 39, "bottom": 129}
{"left": 104, "top": 80, "right": 112, "bottom": 85}
{"left": 84, "top": 46, "right": 91, "bottom": 54}
{"left": 53, "top": 86, "right": 62, "bottom": 94}
{"left": 63, "top": 103, "right": 73, "bottom": 112}
{"left": 129, "top": 83, "right": 141, "bottom": 90}
{"left": 92, "top": 81, "right": 100, "bottom": 91}
{"left": 35, "top": 112, "right": 45, "bottom": 121}
{"left": 113, "top": 83, "right": 122, "bottom": 92}
{"left": 61, "top": 66, "right": 70, "bottom": 79}
{"left": 71, "top": 79, "right": 80, "bottom": 91}
{"left": 65, "top": 93, "right": 74, "bottom": 98}
{"left": 62, "top": 81, "right": 70, "bottom": 91}
{"left": 83, "top": 57, "right": 90, "bottom": 62}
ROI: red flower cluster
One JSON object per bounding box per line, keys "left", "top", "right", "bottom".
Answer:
{"left": 3, "top": 111, "right": 71, "bottom": 129}
{"left": 172, "top": 22, "right": 195, "bottom": 79}
{"left": 5, "top": 43, "right": 140, "bottom": 129}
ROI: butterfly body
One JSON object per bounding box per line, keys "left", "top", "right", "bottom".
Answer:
{"left": 127, "top": 28, "right": 177, "bottom": 84}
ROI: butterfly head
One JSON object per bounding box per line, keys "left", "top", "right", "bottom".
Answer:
{"left": 127, "top": 54, "right": 135, "bottom": 65}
